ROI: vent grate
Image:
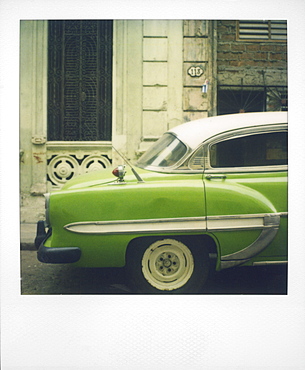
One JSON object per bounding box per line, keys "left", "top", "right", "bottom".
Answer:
{"left": 238, "top": 20, "right": 287, "bottom": 41}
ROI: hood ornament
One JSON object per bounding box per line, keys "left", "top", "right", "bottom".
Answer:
{"left": 112, "top": 165, "right": 126, "bottom": 182}
{"left": 112, "top": 146, "right": 145, "bottom": 183}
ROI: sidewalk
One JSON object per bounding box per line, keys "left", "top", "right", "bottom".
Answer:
{"left": 20, "top": 223, "right": 37, "bottom": 250}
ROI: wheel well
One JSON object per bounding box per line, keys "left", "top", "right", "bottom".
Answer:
{"left": 126, "top": 234, "right": 218, "bottom": 261}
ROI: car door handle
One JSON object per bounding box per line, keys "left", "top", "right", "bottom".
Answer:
{"left": 205, "top": 174, "right": 227, "bottom": 180}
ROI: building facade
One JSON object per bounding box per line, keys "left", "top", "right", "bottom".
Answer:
{"left": 20, "top": 20, "right": 287, "bottom": 223}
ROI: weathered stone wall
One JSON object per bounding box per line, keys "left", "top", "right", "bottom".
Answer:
{"left": 137, "top": 20, "right": 215, "bottom": 156}
{"left": 183, "top": 20, "right": 210, "bottom": 122}
{"left": 217, "top": 20, "right": 287, "bottom": 86}
{"left": 20, "top": 21, "right": 48, "bottom": 222}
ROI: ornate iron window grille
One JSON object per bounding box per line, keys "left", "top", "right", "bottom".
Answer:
{"left": 217, "top": 85, "right": 288, "bottom": 115}
{"left": 47, "top": 20, "right": 113, "bottom": 141}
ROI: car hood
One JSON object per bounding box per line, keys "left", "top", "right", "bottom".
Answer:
{"left": 60, "top": 165, "right": 186, "bottom": 191}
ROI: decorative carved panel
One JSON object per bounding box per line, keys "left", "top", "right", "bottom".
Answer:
{"left": 46, "top": 143, "right": 112, "bottom": 188}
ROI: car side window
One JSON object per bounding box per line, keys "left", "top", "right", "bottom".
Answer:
{"left": 188, "top": 146, "right": 205, "bottom": 170}
{"left": 210, "top": 131, "right": 287, "bottom": 168}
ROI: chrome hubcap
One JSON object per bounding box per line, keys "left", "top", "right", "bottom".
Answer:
{"left": 156, "top": 252, "right": 180, "bottom": 276}
{"left": 142, "top": 239, "right": 194, "bottom": 291}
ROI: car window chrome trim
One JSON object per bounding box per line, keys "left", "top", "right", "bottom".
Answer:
{"left": 136, "top": 132, "right": 193, "bottom": 172}
{"left": 205, "top": 126, "right": 288, "bottom": 171}
{"left": 64, "top": 212, "right": 287, "bottom": 235}
{"left": 205, "top": 124, "right": 287, "bottom": 149}
{"left": 204, "top": 165, "right": 288, "bottom": 174}
{"left": 186, "top": 124, "right": 287, "bottom": 172}
{"left": 136, "top": 165, "right": 288, "bottom": 175}
{"left": 136, "top": 122, "right": 287, "bottom": 174}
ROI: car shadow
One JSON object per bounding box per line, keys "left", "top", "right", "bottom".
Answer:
{"left": 20, "top": 250, "right": 287, "bottom": 295}
{"left": 201, "top": 265, "right": 287, "bottom": 295}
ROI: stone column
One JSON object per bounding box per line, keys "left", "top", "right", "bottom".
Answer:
{"left": 20, "top": 20, "right": 48, "bottom": 222}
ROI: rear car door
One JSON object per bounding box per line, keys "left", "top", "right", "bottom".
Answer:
{"left": 202, "top": 125, "right": 288, "bottom": 269}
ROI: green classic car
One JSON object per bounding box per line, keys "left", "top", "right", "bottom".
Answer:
{"left": 35, "top": 111, "right": 288, "bottom": 293}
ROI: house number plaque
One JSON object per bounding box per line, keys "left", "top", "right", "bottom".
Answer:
{"left": 187, "top": 66, "right": 204, "bottom": 77}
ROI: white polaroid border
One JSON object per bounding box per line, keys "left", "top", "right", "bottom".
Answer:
{"left": 1, "top": 0, "right": 305, "bottom": 368}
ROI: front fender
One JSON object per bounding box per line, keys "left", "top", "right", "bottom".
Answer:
{"left": 47, "top": 177, "right": 207, "bottom": 266}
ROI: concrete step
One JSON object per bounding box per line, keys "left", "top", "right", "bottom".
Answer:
{"left": 20, "top": 223, "right": 37, "bottom": 250}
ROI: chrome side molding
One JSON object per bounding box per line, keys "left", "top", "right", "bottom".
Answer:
{"left": 220, "top": 214, "right": 282, "bottom": 270}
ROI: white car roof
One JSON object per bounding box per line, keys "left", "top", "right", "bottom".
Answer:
{"left": 169, "top": 112, "right": 287, "bottom": 150}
